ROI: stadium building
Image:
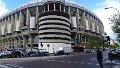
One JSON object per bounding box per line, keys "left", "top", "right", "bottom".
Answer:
{"left": 0, "top": 0, "right": 104, "bottom": 53}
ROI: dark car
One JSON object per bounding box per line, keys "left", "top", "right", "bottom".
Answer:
{"left": 55, "top": 50, "right": 64, "bottom": 56}
{"left": 26, "top": 51, "right": 37, "bottom": 57}
{"left": 37, "top": 51, "right": 50, "bottom": 56}
{"left": 0, "top": 50, "right": 21, "bottom": 58}
{"left": 0, "top": 51, "right": 13, "bottom": 58}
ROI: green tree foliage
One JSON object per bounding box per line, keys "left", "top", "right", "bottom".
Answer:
{"left": 111, "top": 25, "right": 120, "bottom": 33}
{"left": 87, "top": 40, "right": 103, "bottom": 49}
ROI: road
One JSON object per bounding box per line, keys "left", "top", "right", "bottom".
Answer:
{"left": 0, "top": 51, "right": 119, "bottom": 68}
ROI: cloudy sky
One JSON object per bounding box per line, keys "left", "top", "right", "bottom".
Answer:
{"left": 0, "top": 0, "right": 120, "bottom": 39}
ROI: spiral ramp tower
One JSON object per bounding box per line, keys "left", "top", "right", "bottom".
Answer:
{"left": 38, "top": 0, "right": 71, "bottom": 53}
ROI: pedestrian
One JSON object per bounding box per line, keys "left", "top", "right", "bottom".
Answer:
{"left": 96, "top": 48, "right": 103, "bottom": 68}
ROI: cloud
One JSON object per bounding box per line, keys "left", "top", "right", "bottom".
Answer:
{"left": 92, "top": 0, "right": 120, "bottom": 39}
{"left": 0, "top": 0, "right": 8, "bottom": 16}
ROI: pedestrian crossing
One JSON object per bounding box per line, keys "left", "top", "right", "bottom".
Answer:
{"left": 46, "top": 59, "right": 99, "bottom": 65}
{"left": 0, "top": 64, "right": 25, "bottom": 68}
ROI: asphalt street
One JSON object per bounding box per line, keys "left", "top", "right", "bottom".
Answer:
{"left": 0, "top": 51, "right": 120, "bottom": 68}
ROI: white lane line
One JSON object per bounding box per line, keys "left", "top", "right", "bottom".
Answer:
{"left": 80, "top": 62, "right": 85, "bottom": 64}
{"left": 0, "top": 64, "right": 12, "bottom": 68}
{"left": 88, "top": 63, "right": 92, "bottom": 65}
{"left": 67, "top": 61, "right": 71, "bottom": 63}
{"left": 61, "top": 61, "right": 66, "bottom": 62}
{"left": 96, "top": 64, "right": 99, "bottom": 65}
{"left": 5, "top": 64, "right": 20, "bottom": 67}
{"left": 52, "top": 60, "right": 56, "bottom": 61}
{"left": 90, "top": 59, "right": 94, "bottom": 60}
{"left": 47, "top": 60, "right": 51, "bottom": 61}
{"left": 73, "top": 62, "right": 78, "bottom": 64}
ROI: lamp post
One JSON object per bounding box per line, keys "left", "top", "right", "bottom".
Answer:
{"left": 105, "top": 7, "right": 120, "bottom": 14}
{"left": 105, "top": 7, "right": 120, "bottom": 24}
{"left": 105, "top": 7, "right": 120, "bottom": 46}
{"left": 105, "top": 7, "right": 120, "bottom": 28}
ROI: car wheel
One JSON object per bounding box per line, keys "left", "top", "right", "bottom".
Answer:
{"left": 1, "top": 55, "right": 6, "bottom": 59}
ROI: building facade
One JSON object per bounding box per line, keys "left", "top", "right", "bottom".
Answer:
{"left": 0, "top": 0, "right": 104, "bottom": 53}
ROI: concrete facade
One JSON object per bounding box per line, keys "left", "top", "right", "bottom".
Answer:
{"left": 0, "top": 0, "right": 104, "bottom": 52}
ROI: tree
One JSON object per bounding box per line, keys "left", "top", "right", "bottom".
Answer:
{"left": 87, "top": 40, "right": 103, "bottom": 49}
{"left": 87, "top": 41, "right": 95, "bottom": 49}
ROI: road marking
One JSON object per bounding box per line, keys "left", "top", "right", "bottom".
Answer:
{"left": 67, "top": 61, "right": 71, "bottom": 63}
{"left": 61, "top": 61, "right": 66, "bottom": 62}
{"left": 47, "top": 60, "right": 51, "bottom": 61}
{"left": 88, "top": 63, "right": 92, "bottom": 65}
{"left": 80, "top": 62, "right": 85, "bottom": 64}
{"left": 96, "top": 64, "right": 99, "bottom": 65}
{"left": 90, "top": 59, "right": 94, "bottom": 60}
{"left": 73, "top": 62, "right": 78, "bottom": 64}
{"left": 5, "top": 64, "right": 20, "bottom": 67}
{"left": 0, "top": 64, "right": 12, "bottom": 68}
{"left": 52, "top": 60, "right": 56, "bottom": 61}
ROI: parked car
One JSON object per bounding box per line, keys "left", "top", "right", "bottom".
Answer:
{"left": 108, "top": 49, "right": 120, "bottom": 60}
{"left": 55, "top": 50, "right": 64, "bottom": 56}
{"left": 0, "top": 50, "right": 22, "bottom": 59}
{"left": 0, "top": 51, "right": 13, "bottom": 58}
{"left": 37, "top": 51, "right": 50, "bottom": 56}
{"left": 26, "top": 51, "right": 37, "bottom": 57}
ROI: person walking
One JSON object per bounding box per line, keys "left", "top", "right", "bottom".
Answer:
{"left": 96, "top": 48, "right": 103, "bottom": 68}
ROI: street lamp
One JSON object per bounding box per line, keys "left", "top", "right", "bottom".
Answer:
{"left": 105, "top": 7, "right": 120, "bottom": 22}
{"left": 105, "top": 7, "right": 120, "bottom": 14}
{"left": 105, "top": 7, "right": 120, "bottom": 24}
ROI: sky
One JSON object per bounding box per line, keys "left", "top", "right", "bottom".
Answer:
{"left": 0, "top": 0, "right": 120, "bottom": 39}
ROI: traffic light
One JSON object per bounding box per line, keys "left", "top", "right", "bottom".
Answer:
{"left": 107, "top": 36, "right": 110, "bottom": 43}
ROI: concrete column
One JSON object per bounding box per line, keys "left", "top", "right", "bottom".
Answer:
{"left": 18, "top": 36, "right": 21, "bottom": 48}
{"left": 3, "top": 39, "right": 5, "bottom": 49}
{"left": 4, "top": 18, "right": 7, "bottom": 35}
{"left": 7, "top": 39, "right": 10, "bottom": 47}
{"left": 82, "top": 14, "right": 85, "bottom": 31}
{"left": 26, "top": 8, "right": 31, "bottom": 26}
{"left": 54, "top": 3, "right": 56, "bottom": 11}
{"left": 10, "top": 38, "right": 14, "bottom": 48}
{"left": 76, "top": 8, "right": 80, "bottom": 31}
{"left": 84, "top": 37, "right": 87, "bottom": 48}
{"left": 14, "top": 38, "right": 18, "bottom": 48}
{"left": 0, "top": 40, "right": 2, "bottom": 50}
{"left": 1, "top": 40, "right": 4, "bottom": 49}
{"left": 89, "top": 16, "right": 91, "bottom": 31}
{"left": 19, "top": 11, "right": 24, "bottom": 28}
{"left": 8, "top": 16, "right": 11, "bottom": 34}
{"left": 60, "top": 4, "right": 61, "bottom": 11}
{"left": 64, "top": 6, "right": 65, "bottom": 12}
{"left": 11, "top": 15, "right": 15, "bottom": 32}
{"left": 87, "top": 36, "right": 90, "bottom": 43}
{"left": 23, "top": 36, "right": 27, "bottom": 49}
{"left": 36, "top": 6, "right": 39, "bottom": 32}
{"left": 44, "top": 6, "right": 45, "bottom": 12}
{"left": 68, "top": 6, "right": 71, "bottom": 24}
{"left": 15, "top": 13, "right": 19, "bottom": 31}
{"left": 80, "top": 34, "right": 83, "bottom": 46}
{"left": 30, "top": 35, "right": 33, "bottom": 51}
{"left": 0, "top": 21, "right": 1, "bottom": 36}
{"left": 48, "top": 4, "right": 49, "bottom": 11}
